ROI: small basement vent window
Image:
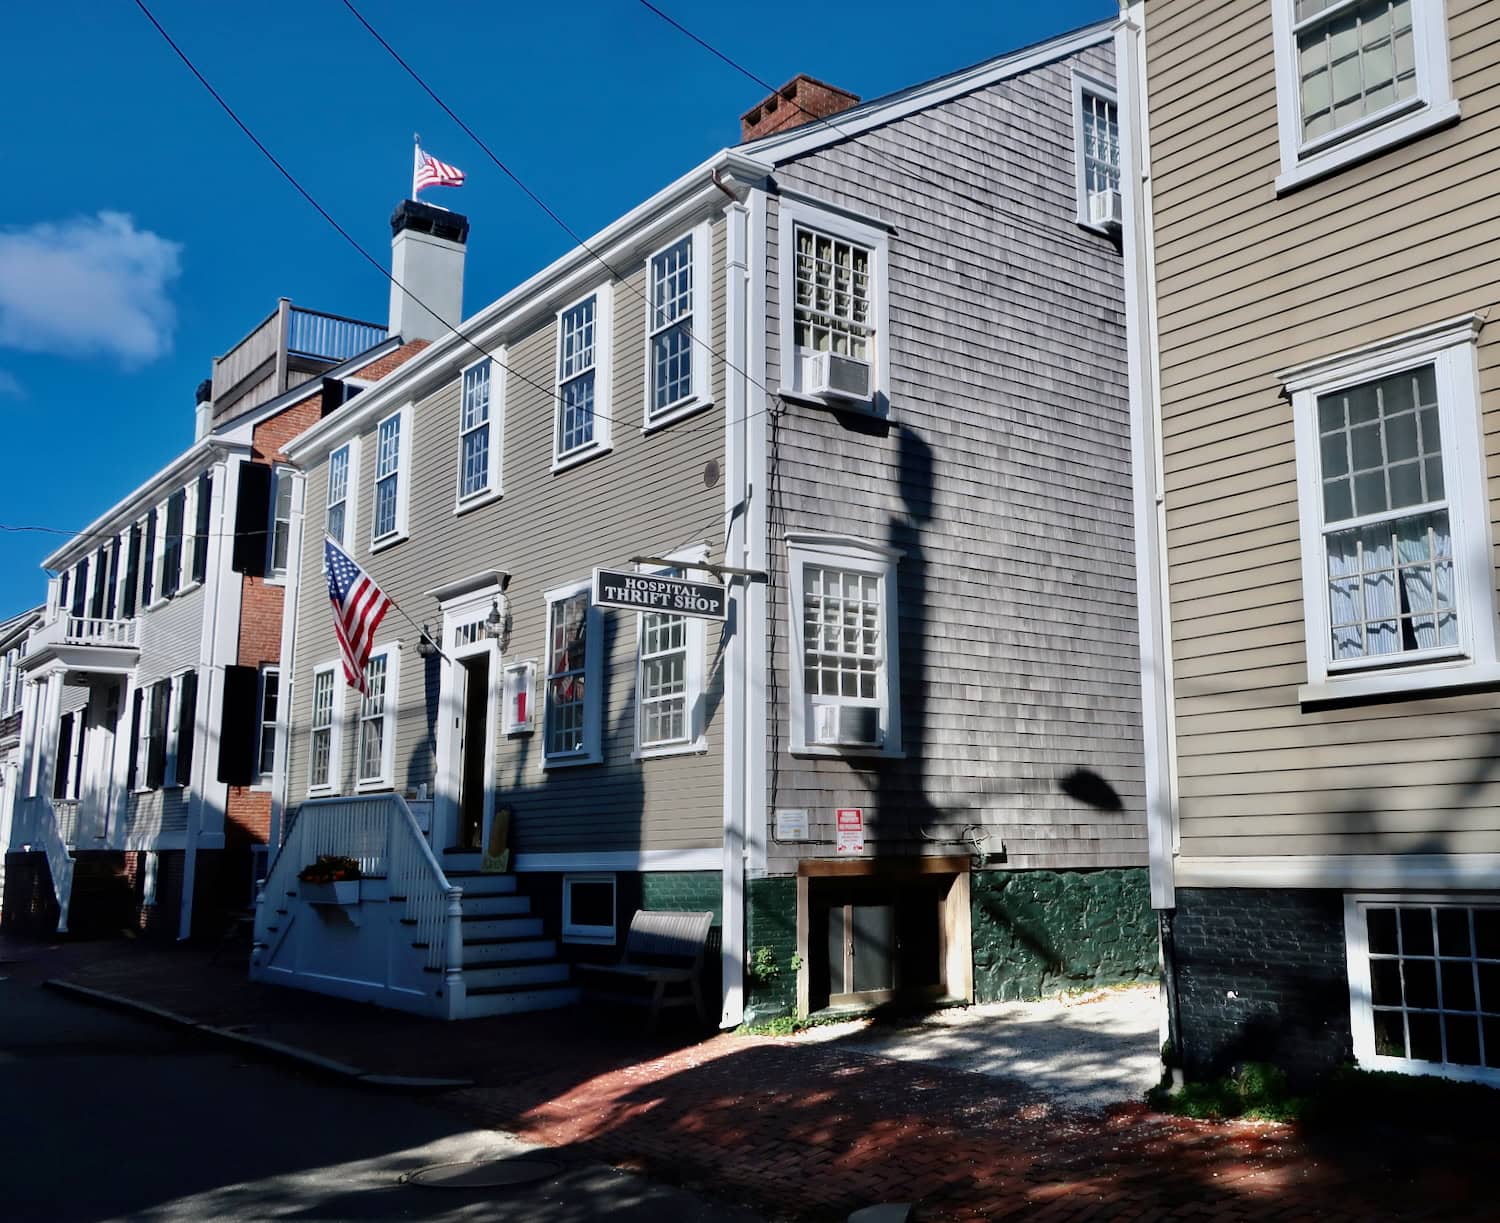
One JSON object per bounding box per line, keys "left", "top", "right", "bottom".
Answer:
{"left": 1347, "top": 898, "right": 1500, "bottom": 1084}
{"left": 563, "top": 874, "right": 616, "bottom": 945}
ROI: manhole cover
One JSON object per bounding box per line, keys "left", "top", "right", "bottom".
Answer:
{"left": 406, "top": 1158, "right": 562, "bottom": 1189}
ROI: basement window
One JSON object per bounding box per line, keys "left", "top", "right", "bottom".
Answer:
{"left": 562, "top": 874, "right": 616, "bottom": 945}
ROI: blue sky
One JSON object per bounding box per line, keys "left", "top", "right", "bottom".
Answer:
{"left": 0, "top": 0, "right": 1113, "bottom": 619}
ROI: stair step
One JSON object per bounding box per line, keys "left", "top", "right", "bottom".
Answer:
{"left": 461, "top": 937, "right": 557, "bottom": 965}
{"left": 463, "top": 961, "right": 571, "bottom": 990}
{"left": 444, "top": 871, "right": 517, "bottom": 896}
{"left": 460, "top": 915, "right": 542, "bottom": 940}
{"left": 462, "top": 985, "right": 580, "bottom": 1018}
{"left": 460, "top": 894, "right": 530, "bottom": 918}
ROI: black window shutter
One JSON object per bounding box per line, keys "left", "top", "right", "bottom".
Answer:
{"left": 104, "top": 536, "right": 120, "bottom": 619}
{"left": 192, "top": 472, "right": 211, "bottom": 584}
{"left": 90, "top": 547, "right": 108, "bottom": 619}
{"left": 122, "top": 526, "right": 141, "bottom": 619}
{"left": 162, "top": 490, "right": 185, "bottom": 598}
{"left": 147, "top": 680, "right": 169, "bottom": 789}
{"left": 53, "top": 714, "right": 73, "bottom": 800}
{"left": 218, "top": 664, "right": 259, "bottom": 785}
{"left": 70, "top": 559, "right": 88, "bottom": 617}
{"left": 127, "top": 690, "right": 143, "bottom": 790}
{"left": 232, "top": 462, "right": 273, "bottom": 575}
{"left": 141, "top": 509, "right": 157, "bottom": 606}
{"left": 175, "top": 671, "right": 198, "bottom": 783}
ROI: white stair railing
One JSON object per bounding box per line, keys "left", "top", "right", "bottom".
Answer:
{"left": 19, "top": 795, "right": 73, "bottom": 933}
{"left": 254, "top": 793, "right": 459, "bottom": 974}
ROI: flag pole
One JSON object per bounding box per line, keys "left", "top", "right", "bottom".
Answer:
{"left": 411, "top": 133, "right": 421, "bottom": 201}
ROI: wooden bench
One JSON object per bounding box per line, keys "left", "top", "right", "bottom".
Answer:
{"left": 577, "top": 909, "right": 715, "bottom": 1031}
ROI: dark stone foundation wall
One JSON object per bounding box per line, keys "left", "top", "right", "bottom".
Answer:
{"left": 1173, "top": 886, "right": 1354, "bottom": 1083}
{"left": 745, "top": 875, "right": 798, "bottom": 1019}
{"left": 970, "top": 867, "right": 1157, "bottom": 1002}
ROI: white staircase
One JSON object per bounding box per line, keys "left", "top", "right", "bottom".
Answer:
{"left": 436, "top": 851, "right": 579, "bottom": 1018}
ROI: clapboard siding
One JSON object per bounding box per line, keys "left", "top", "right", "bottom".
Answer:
{"left": 761, "top": 42, "right": 1146, "bottom": 875}
{"left": 1146, "top": 0, "right": 1500, "bottom": 858}
{"left": 285, "top": 218, "right": 729, "bottom": 855}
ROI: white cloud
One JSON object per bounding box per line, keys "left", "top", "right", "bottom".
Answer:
{"left": 0, "top": 212, "right": 182, "bottom": 366}
{"left": 0, "top": 370, "right": 21, "bottom": 397}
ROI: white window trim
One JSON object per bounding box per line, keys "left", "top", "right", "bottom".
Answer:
{"left": 562, "top": 872, "right": 617, "bottom": 945}
{"left": 179, "top": 480, "right": 199, "bottom": 595}
{"left": 253, "top": 665, "right": 280, "bottom": 791}
{"left": 1072, "top": 71, "right": 1119, "bottom": 233}
{"left": 776, "top": 196, "right": 890, "bottom": 416}
{"left": 632, "top": 545, "right": 709, "bottom": 760}
{"left": 1271, "top": 0, "right": 1459, "bottom": 194}
{"left": 132, "top": 682, "right": 154, "bottom": 795}
{"left": 1344, "top": 893, "right": 1500, "bottom": 1087}
{"left": 325, "top": 439, "right": 361, "bottom": 557}
{"left": 307, "top": 661, "right": 343, "bottom": 796}
{"left": 355, "top": 641, "right": 400, "bottom": 791}
{"left": 784, "top": 532, "right": 903, "bottom": 758}
{"left": 642, "top": 221, "right": 714, "bottom": 433}
{"left": 1283, "top": 314, "right": 1494, "bottom": 704}
{"left": 540, "top": 579, "right": 603, "bottom": 769}
{"left": 432, "top": 585, "right": 503, "bottom": 850}
{"left": 455, "top": 354, "right": 506, "bottom": 512}
{"left": 164, "top": 668, "right": 192, "bottom": 790}
{"left": 370, "top": 405, "right": 413, "bottom": 551}
{"left": 266, "top": 465, "right": 296, "bottom": 584}
{"left": 552, "top": 286, "right": 614, "bottom": 473}
{"left": 145, "top": 499, "right": 171, "bottom": 611}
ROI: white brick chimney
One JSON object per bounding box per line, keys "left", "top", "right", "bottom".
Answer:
{"left": 388, "top": 200, "right": 467, "bottom": 343}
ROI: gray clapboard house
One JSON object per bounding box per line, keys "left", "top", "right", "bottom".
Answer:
{"left": 259, "top": 17, "right": 1155, "bottom": 1024}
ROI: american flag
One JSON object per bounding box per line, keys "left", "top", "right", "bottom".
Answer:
{"left": 325, "top": 538, "right": 392, "bottom": 694}
{"left": 413, "top": 146, "right": 465, "bottom": 196}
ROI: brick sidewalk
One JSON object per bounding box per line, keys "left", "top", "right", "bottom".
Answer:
{"left": 6, "top": 933, "right": 1488, "bottom": 1222}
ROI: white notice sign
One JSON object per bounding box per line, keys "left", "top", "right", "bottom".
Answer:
{"left": 774, "top": 809, "right": 809, "bottom": 841}
{"left": 835, "top": 808, "right": 864, "bottom": 855}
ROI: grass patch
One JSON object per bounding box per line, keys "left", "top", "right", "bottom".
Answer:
{"left": 735, "top": 1013, "right": 855, "bottom": 1037}
{"left": 1148, "top": 1062, "right": 1308, "bottom": 1122}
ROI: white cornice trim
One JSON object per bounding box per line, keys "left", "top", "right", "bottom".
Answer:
{"left": 286, "top": 149, "right": 773, "bottom": 466}
{"left": 1276, "top": 313, "right": 1483, "bottom": 392}
{"left": 43, "top": 438, "right": 251, "bottom": 572}
{"left": 740, "top": 19, "right": 1115, "bottom": 164}
{"left": 1176, "top": 854, "right": 1500, "bottom": 891}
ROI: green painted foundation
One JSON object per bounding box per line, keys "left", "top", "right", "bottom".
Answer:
{"left": 745, "top": 875, "right": 798, "bottom": 1019}
{"left": 639, "top": 870, "right": 722, "bottom": 923}
{"left": 970, "top": 867, "right": 1156, "bottom": 1002}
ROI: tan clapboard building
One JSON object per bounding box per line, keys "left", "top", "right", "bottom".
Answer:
{"left": 1122, "top": 0, "right": 1500, "bottom": 1084}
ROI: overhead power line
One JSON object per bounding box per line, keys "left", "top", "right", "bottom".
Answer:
{"left": 130, "top": 0, "right": 773, "bottom": 447}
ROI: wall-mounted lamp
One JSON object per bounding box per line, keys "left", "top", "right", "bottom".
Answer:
{"left": 484, "top": 597, "right": 506, "bottom": 640}
{"left": 417, "top": 624, "right": 439, "bottom": 658}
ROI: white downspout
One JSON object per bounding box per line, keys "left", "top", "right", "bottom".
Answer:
{"left": 720, "top": 198, "right": 751, "bottom": 1028}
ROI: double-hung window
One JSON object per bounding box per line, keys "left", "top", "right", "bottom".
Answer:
{"left": 779, "top": 199, "right": 888, "bottom": 412}
{"left": 1073, "top": 74, "right": 1121, "bottom": 229}
{"left": 457, "top": 357, "right": 503, "bottom": 504}
{"left": 325, "top": 442, "right": 356, "bottom": 552}
{"left": 542, "top": 583, "right": 602, "bottom": 766}
{"left": 554, "top": 287, "right": 613, "bottom": 468}
{"left": 633, "top": 554, "right": 708, "bottom": 757}
{"left": 372, "top": 407, "right": 411, "bottom": 547}
{"left": 1272, "top": 0, "right": 1457, "bottom": 190}
{"left": 1284, "top": 317, "right": 1496, "bottom": 701}
{"left": 267, "top": 467, "right": 294, "bottom": 579}
{"left": 308, "top": 664, "right": 339, "bottom": 793}
{"left": 356, "top": 644, "right": 399, "bottom": 788}
{"left": 257, "top": 667, "right": 280, "bottom": 781}
{"left": 785, "top": 534, "right": 902, "bottom": 757}
{"left": 645, "top": 223, "right": 712, "bottom": 428}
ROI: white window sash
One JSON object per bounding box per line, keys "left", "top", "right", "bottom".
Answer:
{"left": 562, "top": 873, "right": 617, "bottom": 944}
{"left": 784, "top": 534, "right": 902, "bottom": 757}
{"left": 371, "top": 407, "right": 412, "bottom": 547}
{"left": 1285, "top": 316, "right": 1496, "bottom": 701}
{"left": 632, "top": 549, "right": 708, "bottom": 758}
{"left": 552, "top": 286, "right": 613, "bottom": 470}
{"left": 643, "top": 222, "right": 713, "bottom": 428}
{"left": 326, "top": 441, "right": 359, "bottom": 553}
{"left": 456, "top": 355, "right": 505, "bottom": 507}
{"left": 308, "top": 663, "right": 341, "bottom": 794}
{"left": 355, "top": 643, "right": 400, "bottom": 789}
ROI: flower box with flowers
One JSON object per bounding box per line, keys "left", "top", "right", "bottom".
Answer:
{"left": 297, "top": 855, "right": 362, "bottom": 905}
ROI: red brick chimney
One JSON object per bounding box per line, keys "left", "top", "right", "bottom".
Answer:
{"left": 741, "top": 74, "right": 860, "bottom": 143}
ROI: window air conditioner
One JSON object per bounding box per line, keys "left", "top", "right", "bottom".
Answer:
{"left": 805, "top": 351, "right": 873, "bottom": 404}
{"left": 1088, "top": 189, "right": 1123, "bottom": 231}
{"left": 812, "top": 703, "right": 883, "bottom": 748}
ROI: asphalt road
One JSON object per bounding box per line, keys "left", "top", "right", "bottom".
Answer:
{"left": 0, "top": 965, "right": 762, "bottom": 1222}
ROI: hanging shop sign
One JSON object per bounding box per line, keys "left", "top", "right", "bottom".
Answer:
{"left": 835, "top": 808, "right": 865, "bottom": 855}
{"left": 592, "top": 567, "right": 728, "bottom": 621}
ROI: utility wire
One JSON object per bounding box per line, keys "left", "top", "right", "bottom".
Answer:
{"left": 635, "top": 0, "right": 1108, "bottom": 255}
{"left": 130, "top": 0, "right": 772, "bottom": 445}
{"left": 337, "top": 0, "right": 783, "bottom": 417}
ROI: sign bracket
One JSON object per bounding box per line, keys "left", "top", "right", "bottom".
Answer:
{"left": 628, "top": 555, "right": 768, "bottom": 582}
